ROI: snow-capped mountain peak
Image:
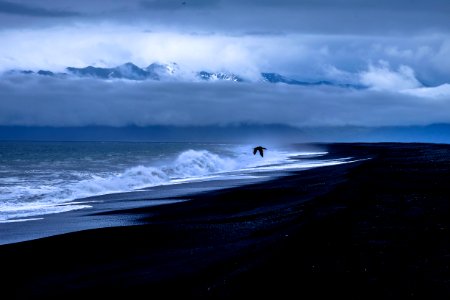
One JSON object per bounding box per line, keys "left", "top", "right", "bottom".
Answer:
{"left": 1, "top": 62, "right": 364, "bottom": 89}
{"left": 197, "top": 71, "right": 244, "bottom": 82}
{"left": 146, "top": 62, "right": 179, "bottom": 79}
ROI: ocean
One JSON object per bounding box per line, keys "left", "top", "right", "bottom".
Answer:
{"left": 0, "top": 141, "right": 350, "bottom": 224}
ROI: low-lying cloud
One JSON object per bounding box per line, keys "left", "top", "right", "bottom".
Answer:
{"left": 1, "top": 75, "right": 450, "bottom": 128}
{"left": 360, "top": 61, "right": 422, "bottom": 91}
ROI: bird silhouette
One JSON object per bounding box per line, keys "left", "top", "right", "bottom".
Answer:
{"left": 253, "top": 146, "right": 267, "bottom": 157}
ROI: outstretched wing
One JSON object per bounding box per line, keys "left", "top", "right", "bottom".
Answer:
{"left": 258, "top": 149, "right": 264, "bottom": 157}
{"left": 253, "top": 147, "right": 257, "bottom": 155}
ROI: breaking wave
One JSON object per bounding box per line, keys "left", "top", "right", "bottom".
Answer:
{"left": 0, "top": 150, "right": 245, "bottom": 221}
{"left": 0, "top": 148, "right": 331, "bottom": 222}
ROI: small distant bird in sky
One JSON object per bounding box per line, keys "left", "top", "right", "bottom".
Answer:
{"left": 182, "top": 1, "right": 186, "bottom": 5}
{"left": 253, "top": 146, "right": 267, "bottom": 157}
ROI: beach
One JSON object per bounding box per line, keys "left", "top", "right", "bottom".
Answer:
{"left": 1, "top": 143, "right": 450, "bottom": 299}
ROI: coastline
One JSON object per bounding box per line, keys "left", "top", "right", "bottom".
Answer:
{"left": 0, "top": 173, "right": 275, "bottom": 245}
{"left": 2, "top": 143, "right": 450, "bottom": 298}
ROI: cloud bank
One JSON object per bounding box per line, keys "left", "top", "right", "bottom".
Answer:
{"left": 1, "top": 75, "right": 449, "bottom": 128}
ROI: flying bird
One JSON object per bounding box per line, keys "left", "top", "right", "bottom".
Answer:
{"left": 253, "top": 146, "right": 267, "bottom": 157}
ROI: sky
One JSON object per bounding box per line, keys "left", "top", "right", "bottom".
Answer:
{"left": 1, "top": 0, "right": 450, "bottom": 130}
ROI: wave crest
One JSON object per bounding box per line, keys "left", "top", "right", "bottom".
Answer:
{"left": 3, "top": 149, "right": 237, "bottom": 204}
{"left": 1, "top": 149, "right": 238, "bottom": 221}
{"left": 168, "top": 150, "right": 237, "bottom": 177}
{"left": 73, "top": 150, "right": 237, "bottom": 196}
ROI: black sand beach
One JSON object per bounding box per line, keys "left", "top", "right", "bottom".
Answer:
{"left": 2, "top": 143, "right": 450, "bottom": 299}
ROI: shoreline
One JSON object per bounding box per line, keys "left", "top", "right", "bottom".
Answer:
{"left": 0, "top": 176, "right": 268, "bottom": 245}
{"left": 2, "top": 143, "right": 450, "bottom": 298}
{"left": 0, "top": 145, "right": 342, "bottom": 245}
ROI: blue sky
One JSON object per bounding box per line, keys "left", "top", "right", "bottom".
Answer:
{"left": 0, "top": 0, "right": 450, "bottom": 128}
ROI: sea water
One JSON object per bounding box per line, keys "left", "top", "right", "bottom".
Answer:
{"left": 0, "top": 141, "right": 346, "bottom": 223}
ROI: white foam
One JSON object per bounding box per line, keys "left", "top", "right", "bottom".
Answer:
{"left": 288, "top": 152, "right": 328, "bottom": 157}
{"left": 0, "top": 148, "right": 334, "bottom": 222}
{"left": 0, "top": 203, "right": 92, "bottom": 222}
{"left": 239, "top": 158, "right": 354, "bottom": 173}
{"left": 0, "top": 217, "right": 44, "bottom": 223}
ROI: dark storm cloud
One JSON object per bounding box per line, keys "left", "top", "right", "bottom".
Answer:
{"left": 0, "top": 0, "right": 78, "bottom": 17}
{"left": 130, "top": 0, "right": 450, "bottom": 35}
{"left": 233, "top": 0, "right": 450, "bottom": 10}
{"left": 0, "top": 0, "right": 449, "bottom": 34}
{"left": 215, "top": 0, "right": 450, "bottom": 35}
{"left": 0, "top": 76, "right": 449, "bottom": 127}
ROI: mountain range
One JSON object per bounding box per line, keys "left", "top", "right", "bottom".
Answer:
{"left": 3, "top": 62, "right": 363, "bottom": 88}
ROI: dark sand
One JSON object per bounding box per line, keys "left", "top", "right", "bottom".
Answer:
{"left": 2, "top": 143, "right": 450, "bottom": 299}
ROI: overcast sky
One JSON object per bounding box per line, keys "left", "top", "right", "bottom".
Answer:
{"left": 1, "top": 0, "right": 450, "bottom": 128}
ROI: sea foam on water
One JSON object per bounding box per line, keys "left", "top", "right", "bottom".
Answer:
{"left": 0, "top": 143, "right": 336, "bottom": 222}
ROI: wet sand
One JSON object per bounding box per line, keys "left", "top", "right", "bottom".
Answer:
{"left": 2, "top": 143, "right": 450, "bottom": 299}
